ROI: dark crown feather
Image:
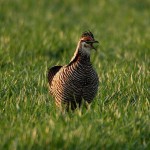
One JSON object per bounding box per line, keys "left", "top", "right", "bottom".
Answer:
{"left": 81, "top": 31, "right": 94, "bottom": 39}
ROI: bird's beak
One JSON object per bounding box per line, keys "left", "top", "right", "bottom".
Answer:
{"left": 90, "top": 40, "right": 99, "bottom": 50}
{"left": 86, "top": 40, "right": 99, "bottom": 43}
{"left": 93, "top": 40, "right": 99, "bottom": 43}
{"left": 84, "top": 39, "right": 99, "bottom": 50}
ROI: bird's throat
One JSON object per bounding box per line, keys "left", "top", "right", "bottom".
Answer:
{"left": 68, "top": 49, "right": 91, "bottom": 66}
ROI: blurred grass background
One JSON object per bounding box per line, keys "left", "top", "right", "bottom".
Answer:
{"left": 0, "top": 0, "right": 150, "bottom": 149}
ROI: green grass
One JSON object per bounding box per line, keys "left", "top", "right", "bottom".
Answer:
{"left": 0, "top": 0, "right": 150, "bottom": 149}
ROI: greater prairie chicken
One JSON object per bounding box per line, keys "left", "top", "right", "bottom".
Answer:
{"left": 48, "top": 31, "right": 99, "bottom": 110}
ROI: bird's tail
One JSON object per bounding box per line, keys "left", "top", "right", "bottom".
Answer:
{"left": 47, "top": 66, "right": 62, "bottom": 86}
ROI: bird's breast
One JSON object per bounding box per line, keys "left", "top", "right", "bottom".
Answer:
{"left": 66, "top": 64, "right": 98, "bottom": 88}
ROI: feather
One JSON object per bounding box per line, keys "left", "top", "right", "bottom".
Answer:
{"left": 48, "top": 66, "right": 62, "bottom": 86}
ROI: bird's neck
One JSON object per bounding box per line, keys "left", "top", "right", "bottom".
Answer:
{"left": 69, "top": 44, "right": 91, "bottom": 66}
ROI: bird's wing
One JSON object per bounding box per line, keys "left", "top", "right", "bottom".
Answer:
{"left": 48, "top": 66, "right": 62, "bottom": 86}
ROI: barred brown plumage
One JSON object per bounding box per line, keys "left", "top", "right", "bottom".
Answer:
{"left": 48, "top": 31, "right": 99, "bottom": 110}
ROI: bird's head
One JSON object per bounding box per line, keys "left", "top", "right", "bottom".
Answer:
{"left": 79, "top": 31, "right": 99, "bottom": 55}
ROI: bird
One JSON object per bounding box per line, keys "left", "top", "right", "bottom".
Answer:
{"left": 48, "top": 31, "right": 99, "bottom": 110}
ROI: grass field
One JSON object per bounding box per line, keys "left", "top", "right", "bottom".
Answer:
{"left": 0, "top": 0, "right": 150, "bottom": 149}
